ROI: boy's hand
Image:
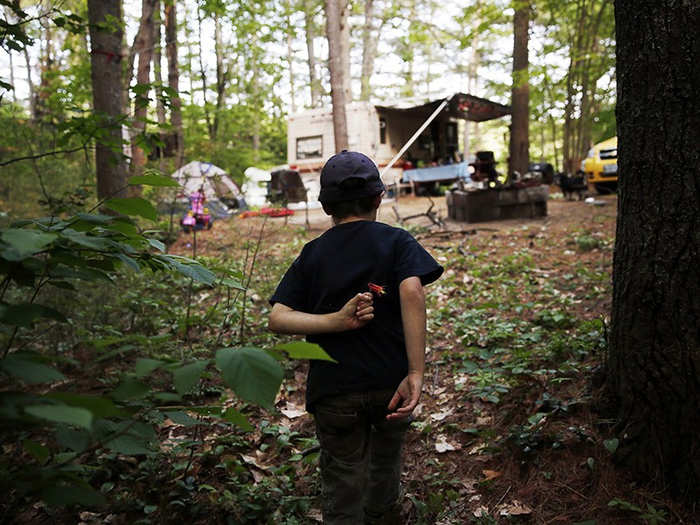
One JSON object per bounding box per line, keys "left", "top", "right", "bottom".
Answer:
{"left": 335, "top": 292, "right": 374, "bottom": 331}
{"left": 386, "top": 371, "right": 423, "bottom": 420}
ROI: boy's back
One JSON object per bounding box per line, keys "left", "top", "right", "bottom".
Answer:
{"left": 268, "top": 150, "right": 443, "bottom": 524}
{"left": 271, "top": 220, "right": 442, "bottom": 410}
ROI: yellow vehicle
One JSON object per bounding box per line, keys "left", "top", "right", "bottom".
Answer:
{"left": 582, "top": 136, "right": 617, "bottom": 194}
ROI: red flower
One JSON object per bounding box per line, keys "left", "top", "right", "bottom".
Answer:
{"left": 368, "top": 283, "right": 386, "bottom": 296}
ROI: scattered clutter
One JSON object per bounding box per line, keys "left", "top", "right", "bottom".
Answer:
{"left": 239, "top": 207, "right": 295, "bottom": 219}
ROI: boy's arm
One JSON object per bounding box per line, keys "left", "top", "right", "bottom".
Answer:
{"left": 269, "top": 292, "right": 374, "bottom": 335}
{"left": 387, "top": 276, "right": 426, "bottom": 420}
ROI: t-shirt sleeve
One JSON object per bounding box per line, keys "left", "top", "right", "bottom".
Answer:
{"left": 394, "top": 232, "right": 444, "bottom": 285}
{"left": 269, "top": 256, "right": 308, "bottom": 311}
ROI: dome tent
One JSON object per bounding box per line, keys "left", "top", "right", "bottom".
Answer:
{"left": 170, "top": 161, "right": 246, "bottom": 217}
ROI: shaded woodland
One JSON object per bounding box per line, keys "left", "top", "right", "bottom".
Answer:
{"left": 0, "top": 0, "right": 698, "bottom": 523}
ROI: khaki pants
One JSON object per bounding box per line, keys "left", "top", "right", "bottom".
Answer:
{"left": 313, "top": 390, "right": 410, "bottom": 525}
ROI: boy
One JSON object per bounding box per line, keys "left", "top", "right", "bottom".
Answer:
{"left": 269, "top": 150, "right": 443, "bottom": 524}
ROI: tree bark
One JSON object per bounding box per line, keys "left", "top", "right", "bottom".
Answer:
{"left": 130, "top": 0, "right": 157, "bottom": 178}
{"left": 509, "top": 2, "right": 529, "bottom": 177}
{"left": 609, "top": 0, "right": 700, "bottom": 499}
{"left": 165, "top": 0, "right": 184, "bottom": 169}
{"left": 325, "top": 0, "right": 349, "bottom": 152}
{"left": 87, "top": 0, "right": 128, "bottom": 200}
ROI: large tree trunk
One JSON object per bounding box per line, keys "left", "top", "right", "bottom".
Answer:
{"left": 325, "top": 0, "right": 349, "bottom": 152}
{"left": 508, "top": 2, "right": 529, "bottom": 177}
{"left": 609, "top": 0, "right": 700, "bottom": 499}
{"left": 165, "top": 0, "right": 184, "bottom": 169}
{"left": 87, "top": 0, "right": 128, "bottom": 200}
{"left": 130, "top": 0, "right": 157, "bottom": 178}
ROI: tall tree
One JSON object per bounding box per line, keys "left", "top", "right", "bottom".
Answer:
{"left": 87, "top": 0, "right": 128, "bottom": 200}
{"left": 152, "top": 0, "right": 167, "bottom": 168}
{"left": 284, "top": 0, "right": 297, "bottom": 114}
{"left": 557, "top": 0, "right": 614, "bottom": 172}
{"left": 609, "top": 0, "right": 699, "bottom": 499}
{"left": 212, "top": 11, "right": 230, "bottom": 140}
{"left": 164, "top": 0, "right": 183, "bottom": 168}
{"left": 509, "top": 1, "right": 530, "bottom": 177}
{"left": 130, "top": 0, "right": 157, "bottom": 177}
{"left": 195, "top": 3, "right": 213, "bottom": 138}
{"left": 303, "top": 0, "right": 322, "bottom": 108}
{"left": 325, "top": 0, "right": 349, "bottom": 152}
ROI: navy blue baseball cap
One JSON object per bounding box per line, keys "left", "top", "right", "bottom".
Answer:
{"left": 318, "top": 150, "right": 385, "bottom": 203}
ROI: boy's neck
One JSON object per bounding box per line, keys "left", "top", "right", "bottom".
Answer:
{"left": 333, "top": 211, "right": 377, "bottom": 225}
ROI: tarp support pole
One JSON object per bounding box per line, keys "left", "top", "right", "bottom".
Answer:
{"left": 379, "top": 94, "right": 454, "bottom": 180}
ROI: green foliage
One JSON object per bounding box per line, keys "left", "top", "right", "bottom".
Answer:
{"left": 608, "top": 499, "right": 668, "bottom": 525}
{"left": 0, "top": 180, "right": 323, "bottom": 518}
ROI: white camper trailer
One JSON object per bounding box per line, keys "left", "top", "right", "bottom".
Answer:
{"left": 287, "top": 93, "right": 511, "bottom": 202}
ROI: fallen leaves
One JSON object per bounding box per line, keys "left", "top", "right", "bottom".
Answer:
{"left": 435, "top": 434, "right": 462, "bottom": 453}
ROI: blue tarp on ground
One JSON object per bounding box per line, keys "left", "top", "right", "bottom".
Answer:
{"left": 402, "top": 162, "right": 471, "bottom": 183}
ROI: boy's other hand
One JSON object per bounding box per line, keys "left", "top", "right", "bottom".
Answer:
{"left": 386, "top": 371, "right": 423, "bottom": 420}
{"left": 335, "top": 292, "right": 374, "bottom": 331}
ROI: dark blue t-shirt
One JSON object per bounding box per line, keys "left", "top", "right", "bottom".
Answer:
{"left": 270, "top": 220, "right": 443, "bottom": 411}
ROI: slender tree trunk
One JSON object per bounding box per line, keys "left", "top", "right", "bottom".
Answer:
{"left": 212, "top": 15, "right": 228, "bottom": 140}
{"left": 152, "top": 0, "right": 166, "bottom": 169}
{"left": 338, "top": 0, "right": 351, "bottom": 103}
{"left": 463, "top": 4, "right": 481, "bottom": 161}
{"left": 550, "top": 114, "right": 559, "bottom": 170}
{"left": 609, "top": 0, "right": 700, "bottom": 499}
{"left": 285, "top": 3, "right": 297, "bottom": 114}
{"left": 153, "top": 0, "right": 166, "bottom": 127}
{"left": 130, "top": 0, "right": 157, "bottom": 179}
{"left": 359, "top": 0, "right": 376, "bottom": 101}
{"left": 23, "top": 47, "right": 36, "bottom": 119}
{"left": 7, "top": 49, "right": 16, "bottom": 103}
{"left": 303, "top": 0, "right": 321, "bottom": 108}
{"left": 325, "top": 0, "right": 349, "bottom": 151}
{"left": 165, "top": 0, "right": 184, "bottom": 168}
{"left": 509, "top": 2, "right": 530, "bottom": 177}
{"left": 87, "top": 0, "right": 128, "bottom": 200}
{"left": 196, "top": 5, "right": 213, "bottom": 138}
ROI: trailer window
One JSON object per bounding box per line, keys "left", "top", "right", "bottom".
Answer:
{"left": 379, "top": 118, "right": 387, "bottom": 144}
{"left": 296, "top": 136, "right": 323, "bottom": 159}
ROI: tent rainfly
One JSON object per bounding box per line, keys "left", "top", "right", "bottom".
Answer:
{"left": 170, "top": 161, "right": 246, "bottom": 214}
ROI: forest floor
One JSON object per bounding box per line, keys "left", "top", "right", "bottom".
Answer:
{"left": 164, "top": 192, "right": 689, "bottom": 524}
{"left": 24, "top": 191, "right": 696, "bottom": 524}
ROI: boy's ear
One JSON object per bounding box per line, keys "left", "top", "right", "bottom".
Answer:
{"left": 372, "top": 194, "right": 382, "bottom": 209}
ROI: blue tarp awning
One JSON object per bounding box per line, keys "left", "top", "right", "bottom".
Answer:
{"left": 402, "top": 162, "right": 471, "bottom": 183}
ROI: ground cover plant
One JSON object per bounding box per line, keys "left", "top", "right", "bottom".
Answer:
{"left": 2, "top": 193, "right": 694, "bottom": 524}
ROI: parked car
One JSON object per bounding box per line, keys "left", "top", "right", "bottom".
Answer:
{"left": 582, "top": 136, "right": 617, "bottom": 194}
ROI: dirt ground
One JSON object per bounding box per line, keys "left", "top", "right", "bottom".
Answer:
{"left": 165, "top": 191, "right": 699, "bottom": 524}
